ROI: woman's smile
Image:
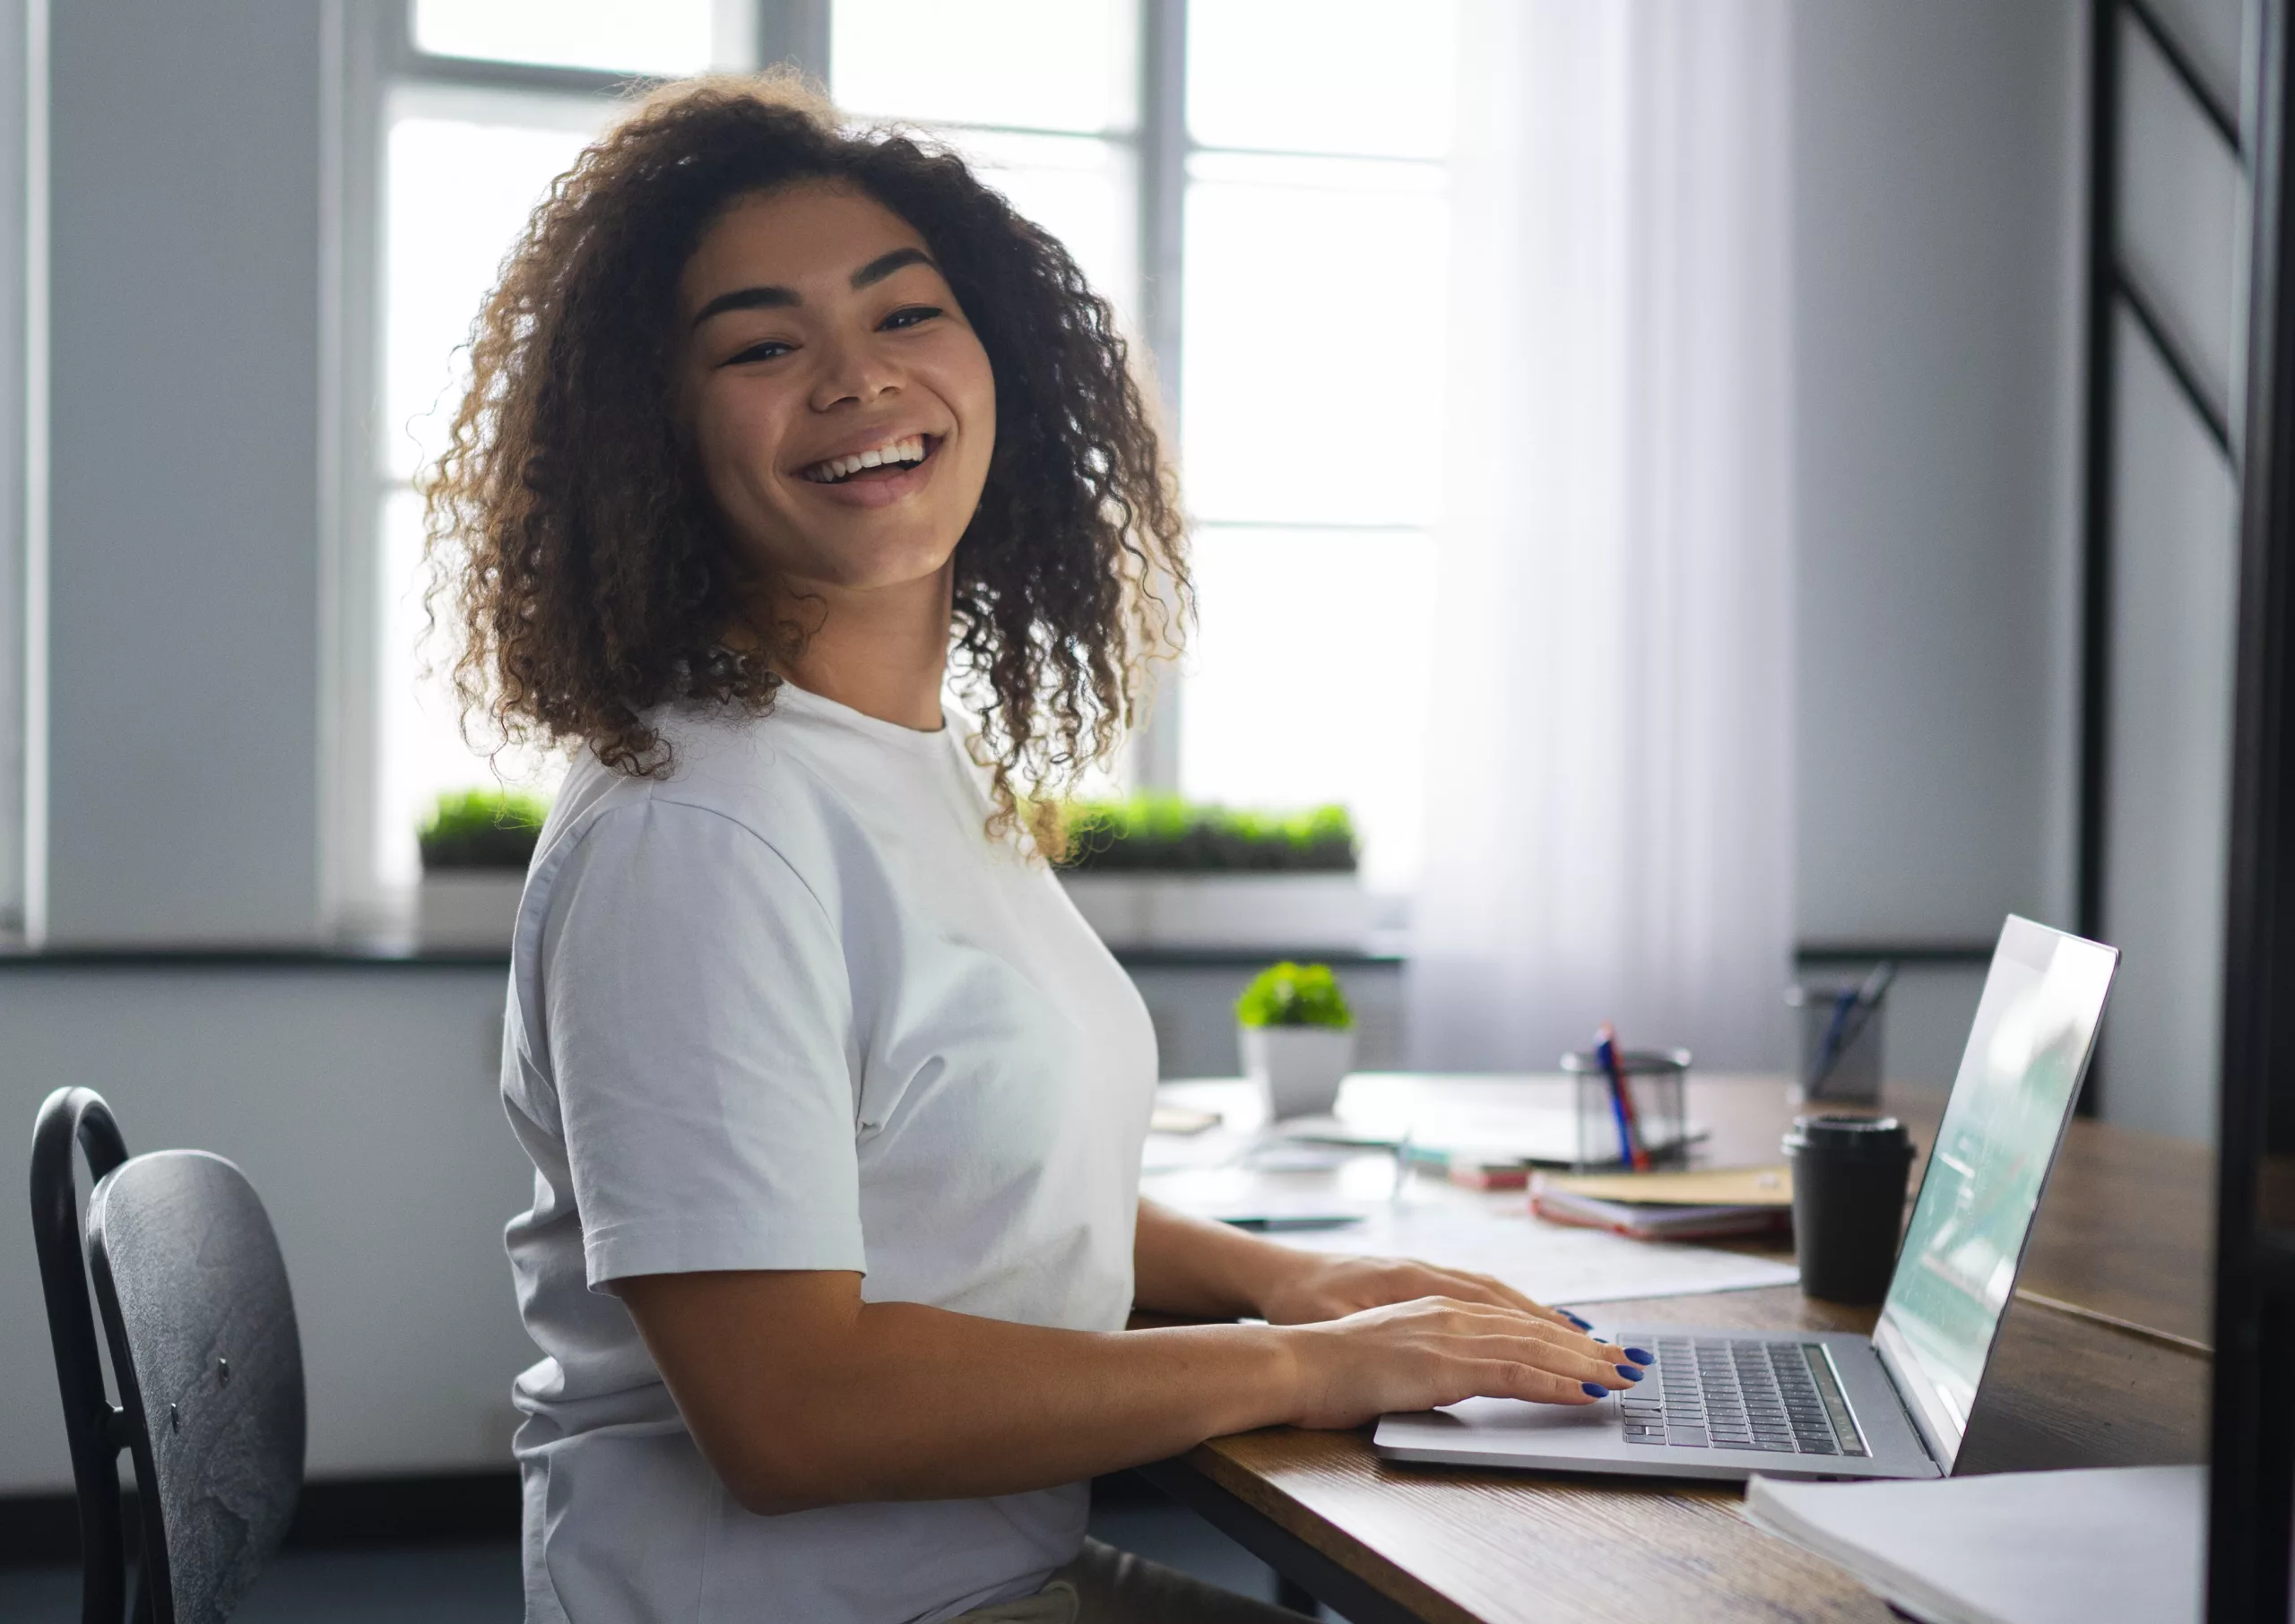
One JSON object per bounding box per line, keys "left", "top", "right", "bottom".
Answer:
{"left": 794, "top": 430, "right": 944, "bottom": 507}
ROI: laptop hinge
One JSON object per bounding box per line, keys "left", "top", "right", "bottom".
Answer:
{"left": 1874, "top": 1316, "right": 1958, "bottom": 1472}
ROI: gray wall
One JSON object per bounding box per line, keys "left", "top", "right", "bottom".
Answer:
{"left": 39, "top": 0, "right": 331, "bottom": 944}
{"left": 1790, "top": 1, "right": 2247, "bottom": 1144}
{"left": 0, "top": 0, "right": 27, "bottom": 933}
{"left": 2100, "top": 315, "right": 2238, "bottom": 1141}
{"left": 2, "top": 966, "right": 532, "bottom": 1494}
{"left": 1789, "top": 1, "right": 2085, "bottom": 948}
{"left": 2093, "top": 3, "right": 2247, "bottom": 1143}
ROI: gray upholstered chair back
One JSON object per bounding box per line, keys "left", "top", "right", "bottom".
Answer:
{"left": 89, "top": 1148, "right": 306, "bottom": 1624}
{"left": 31, "top": 1087, "right": 306, "bottom": 1624}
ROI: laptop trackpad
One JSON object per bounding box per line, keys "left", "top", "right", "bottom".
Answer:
{"left": 1378, "top": 1395, "right": 1629, "bottom": 1460}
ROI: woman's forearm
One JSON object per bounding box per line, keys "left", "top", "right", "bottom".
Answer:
{"left": 1130, "top": 1196, "right": 1303, "bottom": 1319}
{"left": 783, "top": 1305, "right": 1292, "bottom": 1504}
{"left": 622, "top": 1268, "right": 1296, "bottom": 1514}
{"left": 623, "top": 1266, "right": 1637, "bottom": 1516}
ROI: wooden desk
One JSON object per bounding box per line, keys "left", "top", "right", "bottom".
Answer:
{"left": 1142, "top": 1075, "right": 2213, "bottom": 1624}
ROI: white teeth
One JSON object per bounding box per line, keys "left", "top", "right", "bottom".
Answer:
{"left": 803, "top": 436, "right": 929, "bottom": 483}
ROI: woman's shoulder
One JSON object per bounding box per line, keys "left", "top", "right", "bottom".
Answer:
{"left": 533, "top": 704, "right": 862, "bottom": 885}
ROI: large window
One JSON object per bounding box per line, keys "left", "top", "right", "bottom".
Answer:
{"left": 1174, "top": 4, "right": 1452, "bottom": 892}
{"left": 359, "top": 0, "right": 1452, "bottom": 907}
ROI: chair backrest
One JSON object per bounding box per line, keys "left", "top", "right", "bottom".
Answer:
{"left": 30, "top": 1088, "right": 307, "bottom": 1624}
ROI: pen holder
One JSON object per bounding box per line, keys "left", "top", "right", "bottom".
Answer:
{"left": 1786, "top": 982, "right": 1885, "bottom": 1105}
{"left": 1558, "top": 1048, "right": 1693, "bottom": 1171}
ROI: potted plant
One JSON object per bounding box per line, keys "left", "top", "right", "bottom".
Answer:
{"left": 416, "top": 788, "right": 549, "bottom": 948}
{"left": 1235, "top": 961, "right": 1356, "bottom": 1119}
{"left": 1056, "top": 797, "right": 1372, "bottom": 951}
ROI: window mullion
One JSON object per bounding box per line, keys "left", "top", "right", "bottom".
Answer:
{"left": 1137, "top": 0, "right": 1186, "bottom": 423}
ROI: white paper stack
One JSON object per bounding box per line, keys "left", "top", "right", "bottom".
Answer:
{"left": 1742, "top": 1465, "right": 2204, "bottom": 1624}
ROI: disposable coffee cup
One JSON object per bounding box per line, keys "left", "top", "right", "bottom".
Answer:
{"left": 1783, "top": 1114, "right": 1915, "bottom": 1304}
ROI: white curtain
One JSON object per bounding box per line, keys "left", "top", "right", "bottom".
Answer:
{"left": 1407, "top": 0, "right": 1796, "bottom": 1072}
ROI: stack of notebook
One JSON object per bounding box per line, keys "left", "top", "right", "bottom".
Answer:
{"left": 1529, "top": 1165, "right": 1794, "bottom": 1241}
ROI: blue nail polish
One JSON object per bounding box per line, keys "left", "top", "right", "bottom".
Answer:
{"left": 1581, "top": 1381, "right": 1606, "bottom": 1398}
{"left": 1624, "top": 1346, "right": 1655, "bottom": 1366}
{"left": 1615, "top": 1364, "right": 1643, "bottom": 1381}
{"left": 1563, "top": 1312, "right": 1592, "bottom": 1329}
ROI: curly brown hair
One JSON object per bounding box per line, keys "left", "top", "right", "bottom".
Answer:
{"left": 423, "top": 73, "right": 1187, "bottom": 849}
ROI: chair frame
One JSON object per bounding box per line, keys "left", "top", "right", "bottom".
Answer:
{"left": 30, "top": 1084, "right": 143, "bottom": 1624}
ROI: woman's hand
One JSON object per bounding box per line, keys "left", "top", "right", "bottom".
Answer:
{"left": 1276, "top": 1298, "right": 1650, "bottom": 1429}
{"left": 1252, "top": 1250, "right": 1592, "bottom": 1334}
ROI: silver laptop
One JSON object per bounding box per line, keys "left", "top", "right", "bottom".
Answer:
{"left": 1374, "top": 914, "right": 2118, "bottom": 1482}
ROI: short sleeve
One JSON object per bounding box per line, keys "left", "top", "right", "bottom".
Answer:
{"left": 540, "top": 797, "right": 864, "bottom": 1291}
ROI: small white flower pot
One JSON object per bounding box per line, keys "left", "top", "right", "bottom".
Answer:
{"left": 1241, "top": 1024, "right": 1356, "bottom": 1120}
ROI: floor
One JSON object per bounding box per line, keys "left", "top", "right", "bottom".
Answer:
{"left": 0, "top": 1491, "right": 1344, "bottom": 1621}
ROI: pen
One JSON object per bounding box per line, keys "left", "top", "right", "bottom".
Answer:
{"left": 1807, "top": 987, "right": 1858, "bottom": 1098}
{"left": 1830, "top": 960, "right": 1896, "bottom": 1080}
{"left": 1596, "top": 1024, "right": 1650, "bottom": 1170}
{"left": 1218, "top": 1215, "right": 1364, "bottom": 1232}
{"left": 1809, "top": 961, "right": 1895, "bottom": 1099}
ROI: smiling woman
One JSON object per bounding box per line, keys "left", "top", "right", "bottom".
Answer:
{"left": 425, "top": 73, "right": 1640, "bottom": 1624}
{"left": 425, "top": 73, "right": 1181, "bottom": 847}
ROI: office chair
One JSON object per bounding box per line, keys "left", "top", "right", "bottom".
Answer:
{"left": 30, "top": 1086, "right": 306, "bottom": 1624}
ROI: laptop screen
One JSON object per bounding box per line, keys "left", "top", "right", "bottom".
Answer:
{"left": 1872, "top": 915, "right": 2118, "bottom": 1471}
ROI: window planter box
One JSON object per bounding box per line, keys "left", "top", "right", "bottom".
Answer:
{"left": 1057, "top": 872, "right": 1372, "bottom": 953}
{"left": 416, "top": 871, "right": 525, "bottom": 949}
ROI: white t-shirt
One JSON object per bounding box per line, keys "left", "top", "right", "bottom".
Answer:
{"left": 499, "top": 684, "right": 1159, "bottom": 1624}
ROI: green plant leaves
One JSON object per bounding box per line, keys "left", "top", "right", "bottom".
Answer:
{"left": 1234, "top": 960, "right": 1355, "bottom": 1029}
{"left": 418, "top": 788, "right": 551, "bottom": 871}
{"left": 1060, "top": 796, "right": 1356, "bottom": 873}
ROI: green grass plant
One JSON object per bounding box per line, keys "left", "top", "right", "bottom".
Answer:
{"left": 1060, "top": 796, "right": 1355, "bottom": 873}
{"left": 418, "top": 788, "right": 550, "bottom": 871}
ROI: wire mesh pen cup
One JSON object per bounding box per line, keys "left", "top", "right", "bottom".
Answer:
{"left": 1557, "top": 1048, "right": 1693, "bottom": 1171}
{"left": 1784, "top": 972, "right": 1890, "bottom": 1105}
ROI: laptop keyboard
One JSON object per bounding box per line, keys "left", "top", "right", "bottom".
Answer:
{"left": 1615, "top": 1335, "right": 1868, "bottom": 1456}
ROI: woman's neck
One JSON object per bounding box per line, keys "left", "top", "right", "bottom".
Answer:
{"left": 753, "top": 563, "right": 953, "bottom": 732}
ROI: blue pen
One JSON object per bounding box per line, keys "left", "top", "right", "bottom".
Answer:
{"left": 1825, "top": 960, "right": 1897, "bottom": 1086}
{"left": 1594, "top": 1025, "right": 1635, "bottom": 1166}
{"left": 1807, "top": 986, "right": 1858, "bottom": 1098}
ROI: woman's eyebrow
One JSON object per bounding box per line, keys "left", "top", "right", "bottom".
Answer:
{"left": 850, "top": 246, "right": 936, "bottom": 289}
{"left": 691, "top": 284, "right": 797, "bottom": 328}
{"left": 688, "top": 249, "right": 937, "bottom": 330}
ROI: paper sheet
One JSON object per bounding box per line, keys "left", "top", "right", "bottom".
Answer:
{"left": 1140, "top": 1165, "right": 1800, "bottom": 1306}
{"left": 1268, "top": 1205, "right": 1802, "bottom": 1307}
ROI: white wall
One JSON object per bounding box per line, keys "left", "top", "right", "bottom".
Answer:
{"left": 2, "top": 965, "right": 533, "bottom": 1494}
{"left": 1789, "top": 0, "right": 2086, "bottom": 948}
{"left": 39, "top": 0, "right": 332, "bottom": 945}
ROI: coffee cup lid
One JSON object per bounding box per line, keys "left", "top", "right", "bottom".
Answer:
{"left": 1783, "top": 1113, "right": 1910, "bottom": 1157}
